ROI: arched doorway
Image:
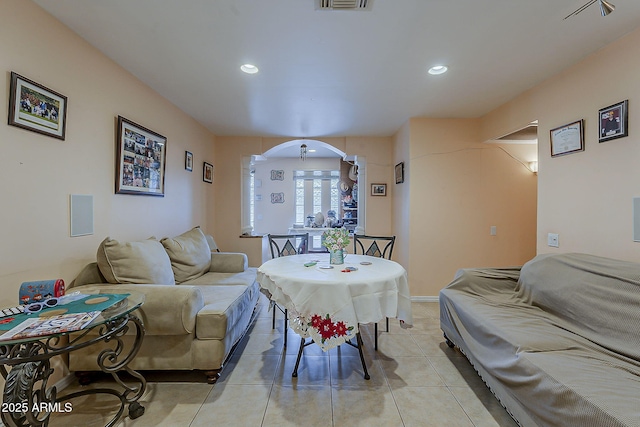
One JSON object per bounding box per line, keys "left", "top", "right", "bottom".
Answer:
{"left": 241, "top": 139, "right": 366, "bottom": 242}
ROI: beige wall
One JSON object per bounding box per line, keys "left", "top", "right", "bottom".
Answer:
{"left": 395, "top": 118, "right": 538, "bottom": 297}
{"left": 0, "top": 1, "right": 215, "bottom": 306}
{"left": 392, "top": 121, "right": 412, "bottom": 270}
{"left": 214, "top": 136, "right": 394, "bottom": 266}
{"left": 482, "top": 27, "right": 640, "bottom": 261}
{"left": 5, "top": 0, "right": 637, "bottom": 310}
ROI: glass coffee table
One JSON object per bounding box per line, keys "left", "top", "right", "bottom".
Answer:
{"left": 0, "top": 292, "right": 146, "bottom": 427}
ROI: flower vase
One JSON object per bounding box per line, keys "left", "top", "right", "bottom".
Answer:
{"left": 329, "top": 249, "right": 345, "bottom": 265}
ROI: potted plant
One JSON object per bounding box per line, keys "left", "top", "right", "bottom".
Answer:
{"left": 322, "top": 228, "right": 351, "bottom": 265}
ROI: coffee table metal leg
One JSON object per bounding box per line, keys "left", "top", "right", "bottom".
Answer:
{"left": 2, "top": 360, "right": 55, "bottom": 427}
{"left": 58, "top": 314, "right": 147, "bottom": 427}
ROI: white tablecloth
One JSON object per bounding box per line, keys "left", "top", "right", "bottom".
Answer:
{"left": 257, "top": 253, "right": 413, "bottom": 350}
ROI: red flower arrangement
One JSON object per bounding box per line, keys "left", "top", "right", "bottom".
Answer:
{"left": 308, "top": 314, "right": 353, "bottom": 342}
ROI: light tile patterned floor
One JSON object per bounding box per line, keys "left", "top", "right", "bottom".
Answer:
{"left": 49, "top": 295, "right": 518, "bottom": 427}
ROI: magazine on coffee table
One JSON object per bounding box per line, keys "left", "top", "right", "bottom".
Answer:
{"left": 0, "top": 311, "right": 101, "bottom": 341}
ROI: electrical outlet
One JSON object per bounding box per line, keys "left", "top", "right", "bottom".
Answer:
{"left": 490, "top": 226, "right": 497, "bottom": 236}
{"left": 548, "top": 233, "right": 559, "bottom": 247}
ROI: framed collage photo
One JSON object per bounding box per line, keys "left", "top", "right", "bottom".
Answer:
{"left": 8, "top": 72, "right": 67, "bottom": 140}
{"left": 599, "top": 100, "right": 628, "bottom": 143}
{"left": 115, "top": 116, "right": 167, "bottom": 196}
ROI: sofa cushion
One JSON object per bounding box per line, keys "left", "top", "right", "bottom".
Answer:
{"left": 161, "top": 227, "right": 211, "bottom": 283}
{"left": 97, "top": 237, "right": 175, "bottom": 285}
{"left": 180, "top": 268, "right": 258, "bottom": 288}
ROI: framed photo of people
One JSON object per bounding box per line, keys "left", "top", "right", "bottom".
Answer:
{"left": 115, "top": 116, "right": 167, "bottom": 196}
{"left": 8, "top": 72, "right": 67, "bottom": 140}
{"left": 599, "top": 100, "right": 628, "bottom": 143}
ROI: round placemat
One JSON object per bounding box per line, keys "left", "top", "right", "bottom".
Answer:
{"left": 85, "top": 296, "right": 110, "bottom": 305}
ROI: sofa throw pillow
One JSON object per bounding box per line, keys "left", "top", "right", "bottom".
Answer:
{"left": 97, "top": 237, "right": 175, "bottom": 285}
{"left": 161, "top": 227, "right": 211, "bottom": 283}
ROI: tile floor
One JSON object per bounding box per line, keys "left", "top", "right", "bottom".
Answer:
{"left": 49, "top": 295, "right": 518, "bottom": 427}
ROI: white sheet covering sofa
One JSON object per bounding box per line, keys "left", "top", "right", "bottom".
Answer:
{"left": 68, "top": 227, "right": 259, "bottom": 383}
{"left": 440, "top": 253, "right": 640, "bottom": 427}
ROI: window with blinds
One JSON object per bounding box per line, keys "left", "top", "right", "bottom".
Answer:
{"left": 294, "top": 170, "right": 339, "bottom": 248}
{"left": 294, "top": 170, "right": 340, "bottom": 224}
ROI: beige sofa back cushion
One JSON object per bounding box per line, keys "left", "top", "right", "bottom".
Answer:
{"left": 161, "top": 227, "right": 211, "bottom": 283}
{"left": 97, "top": 237, "right": 175, "bottom": 285}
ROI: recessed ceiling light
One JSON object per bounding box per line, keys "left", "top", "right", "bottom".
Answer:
{"left": 428, "top": 65, "right": 448, "bottom": 75}
{"left": 240, "top": 64, "right": 259, "bottom": 74}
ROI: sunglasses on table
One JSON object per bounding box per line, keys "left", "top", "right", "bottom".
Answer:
{"left": 24, "top": 297, "right": 60, "bottom": 315}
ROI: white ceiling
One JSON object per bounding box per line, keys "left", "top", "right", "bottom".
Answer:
{"left": 34, "top": 0, "right": 640, "bottom": 139}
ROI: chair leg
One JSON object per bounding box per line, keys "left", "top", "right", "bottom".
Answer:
{"left": 284, "top": 308, "right": 288, "bottom": 348}
{"left": 386, "top": 317, "right": 389, "bottom": 332}
{"left": 356, "top": 332, "right": 370, "bottom": 380}
{"left": 374, "top": 322, "right": 378, "bottom": 351}
{"left": 272, "top": 305, "right": 276, "bottom": 329}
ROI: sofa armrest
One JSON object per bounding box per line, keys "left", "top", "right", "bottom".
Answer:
{"left": 445, "top": 266, "right": 522, "bottom": 295}
{"left": 70, "top": 283, "right": 204, "bottom": 335}
{"left": 209, "top": 252, "right": 248, "bottom": 273}
{"left": 69, "top": 262, "right": 107, "bottom": 289}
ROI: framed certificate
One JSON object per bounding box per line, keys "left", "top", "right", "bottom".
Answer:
{"left": 550, "top": 120, "right": 584, "bottom": 157}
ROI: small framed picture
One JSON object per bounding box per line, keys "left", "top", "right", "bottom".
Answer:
{"left": 550, "top": 119, "right": 584, "bottom": 157}
{"left": 185, "top": 151, "right": 193, "bottom": 171}
{"left": 270, "top": 170, "right": 284, "bottom": 181}
{"left": 599, "top": 100, "right": 628, "bottom": 143}
{"left": 203, "top": 162, "right": 213, "bottom": 183}
{"left": 395, "top": 162, "right": 404, "bottom": 184}
{"left": 8, "top": 72, "right": 67, "bottom": 140}
{"left": 270, "top": 192, "right": 285, "bottom": 203}
{"left": 116, "top": 116, "right": 166, "bottom": 196}
{"left": 371, "top": 183, "right": 387, "bottom": 196}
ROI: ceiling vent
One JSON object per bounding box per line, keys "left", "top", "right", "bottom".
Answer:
{"left": 317, "top": 0, "right": 371, "bottom": 10}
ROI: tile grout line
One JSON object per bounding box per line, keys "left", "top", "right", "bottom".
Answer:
{"left": 378, "top": 339, "right": 408, "bottom": 427}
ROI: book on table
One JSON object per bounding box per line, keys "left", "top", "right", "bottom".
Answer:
{"left": 0, "top": 311, "right": 101, "bottom": 341}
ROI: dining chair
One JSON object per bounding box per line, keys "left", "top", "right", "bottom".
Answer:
{"left": 353, "top": 234, "right": 396, "bottom": 350}
{"left": 267, "top": 233, "right": 309, "bottom": 347}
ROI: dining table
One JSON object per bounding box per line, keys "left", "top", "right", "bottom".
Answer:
{"left": 257, "top": 253, "right": 413, "bottom": 379}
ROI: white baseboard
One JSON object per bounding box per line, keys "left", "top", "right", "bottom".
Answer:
{"left": 411, "top": 296, "right": 439, "bottom": 303}
{"left": 53, "top": 373, "right": 76, "bottom": 392}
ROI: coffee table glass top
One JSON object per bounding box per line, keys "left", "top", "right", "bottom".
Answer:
{"left": 0, "top": 292, "right": 144, "bottom": 345}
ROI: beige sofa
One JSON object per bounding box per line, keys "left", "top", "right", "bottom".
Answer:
{"left": 440, "top": 253, "right": 640, "bottom": 427}
{"left": 68, "top": 227, "right": 259, "bottom": 383}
